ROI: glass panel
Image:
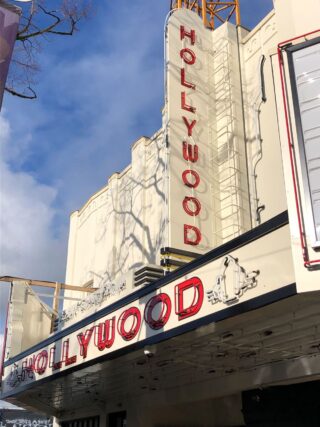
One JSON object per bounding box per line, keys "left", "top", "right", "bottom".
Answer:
{"left": 290, "top": 40, "right": 320, "bottom": 247}
{"left": 108, "top": 411, "right": 127, "bottom": 427}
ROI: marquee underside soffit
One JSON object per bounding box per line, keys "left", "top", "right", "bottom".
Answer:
{"left": 7, "top": 292, "right": 320, "bottom": 415}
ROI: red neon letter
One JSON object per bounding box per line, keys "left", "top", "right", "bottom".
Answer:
{"left": 95, "top": 318, "right": 115, "bottom": 351}
{"left": 183, "top": 142, "right": 198, "bottom": 162}
{"left": 181, "top": 69, "right": 195, "bottom": 90}
{"left": 49, "top": 347, "right": 63, "bottom": 371}
{"left": 183, "top": 197, "right": 201, "bottom": 216}
{"left": 62, "top": 339, "right": 77, "bottom": 366}
{"left": 184, "top": 224, "right": 202, "bottom": 245}
{"left": 27, "top": 356, "right": 35, "bottom": 372}
{"left": 181, "top": 92, "right": 196, "bottom": 113}
{"left": 175, "top": 277, "right": 204, "bottom": 321}
{"left": 118, "top": 307, "right": 141, "bottom": 341}
{"left": 22, "top": 359, "right": 34, "bottom": 379}
{"left": 77, "top": 327, "right": 94, "bottom": 359}
{"left": 180, "top": 48, "right": 196, "bottom": 65}
{"left": 144, "top": 293, "right": 172, "bottom": 330}
{"left": 182, "top": 116, "right": 197, "bottom": 136}
{"left": 180, "top": 25, "right": 195, "bottom": 45}
{"left": 182, "top": 170, "right": 200, "bottom": 188}
{"left": 34, "top": 351, "right": 48, "bottom": 375}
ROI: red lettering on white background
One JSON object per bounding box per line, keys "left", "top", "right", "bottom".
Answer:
{"left": 77, "top": 327, "right": 94, "bottom": 359}
{"left": 182, "top": 141, "right": 198, "bottom": 162}
{"left": 21, "top": 359, "right": 33, "bottom": 377}
{"left": 180, "top": 25, "right": 195, "bottom": 45}
{"left": 183, "top": 196, "right": 201, "bottom": 216}
{"left": 34, "top": 351, "right": 48, "bottom": 375}
{"left": 182, "top": 117, "right": 197, "bottom": 136}
{"left": 178, "top": 25, "right": 202, "bottom": 246}
{"left": 19, "top": 359, "right": 34, "bottom": 382}
{"left": 62, "top": 339, "right": 77, "bottom": 366}
{"left": 27, "top": 356, "right": 35, "bottom": 372}
{"left": 181, "top": 92, "right": 196, "bottom": 113}
{"left": 95, "top": 318, "right": 115, "bottom": 351}
{"left": 118, "top": 307, "right": 141, "bottom": 341}
{"left": 144, "top": 293, "right": 172, "bottom": 330}
{"left": 48, "top": 340, "right": 77, "bottom": 371}
{"left": 175, "top": 277, "right": 204, "bottom": 321}
{"left": 8, "top": 275, "right": 215, "bottom": 385}
{"left": 180, "top": 48, "right": 196, "bottom": 65}
{"left": 184, "top": 224, "right": 202, "bottom": 245}
{"left": 181, "top": 68, "right": 195, "bottom": 90}
{"left": 182, "top": 169, "right": 200, "bottom": 188}
{"left": 49, "top": 347, "right": 62, "bottom": 371}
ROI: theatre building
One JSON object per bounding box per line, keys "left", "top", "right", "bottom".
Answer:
{"left": 2, "top": 0, "right": 320, "bottom": 425}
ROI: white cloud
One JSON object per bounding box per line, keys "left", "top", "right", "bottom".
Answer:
{"left": 0, "top": 114, "right": 66, "bottom": 282}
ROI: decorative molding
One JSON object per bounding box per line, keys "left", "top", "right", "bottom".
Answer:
{"left": 206, "top": 255, "right": 259, "bottom": 304}
{"left": 58, "top": 281, "right": 126, "bottom": 327}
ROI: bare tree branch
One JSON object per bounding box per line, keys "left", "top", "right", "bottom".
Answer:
{"left": 5, "top": 0, "right": 91, "bottom": 100}
{"left": 5, "top": 86, "right": 37, "bottom": 99}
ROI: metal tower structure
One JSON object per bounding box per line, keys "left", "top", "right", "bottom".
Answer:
{"left": 170, "top": 0, "right": 241, "bottom": 30}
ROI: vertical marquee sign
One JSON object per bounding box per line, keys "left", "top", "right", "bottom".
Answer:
{"left": 166, "top": 9, "right": 214, "bottom": 254}
{"left": 0, "top": 3, "right": 20, "bottom": 110}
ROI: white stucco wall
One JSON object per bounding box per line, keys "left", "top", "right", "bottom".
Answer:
{"left": 65, "top": 132, "right": 167, "bottom": 300}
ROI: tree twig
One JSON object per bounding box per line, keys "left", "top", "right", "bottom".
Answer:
{"left": 5, "top": 86, "right": 37, "bottom": 100}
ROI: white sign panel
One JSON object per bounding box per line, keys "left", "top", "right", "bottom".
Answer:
{"left": 2, "top": 223, "right": 294, "bottom": 396}
{"left": 166, "top": 9, "right": 214, "bottom": 253}
{"left": 288, "top": 39, "right": 320, "bottom": 248}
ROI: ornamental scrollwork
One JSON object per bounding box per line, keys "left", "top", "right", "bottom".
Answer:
{"left": 206, "top": 255, "right": 259, "bottom": 305}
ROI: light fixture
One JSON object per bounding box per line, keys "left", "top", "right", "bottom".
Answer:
{"left": 144, "top": 349, "right": 154, "bottom": 358}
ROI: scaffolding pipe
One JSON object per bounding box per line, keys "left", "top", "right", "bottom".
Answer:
{"left": 202, "top": 0, "right": 207, "bottom": 27}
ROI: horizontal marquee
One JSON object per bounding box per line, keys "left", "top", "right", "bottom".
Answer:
{"left": 1, "top": 215, "right": 294, "bottom": 397}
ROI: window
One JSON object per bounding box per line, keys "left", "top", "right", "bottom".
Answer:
{"left": 61, "top": 416, "right": 99, "bottom": 427}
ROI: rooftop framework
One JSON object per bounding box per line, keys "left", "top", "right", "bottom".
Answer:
{"left": 170, "top": 0, "right": 241, "bottom": 29}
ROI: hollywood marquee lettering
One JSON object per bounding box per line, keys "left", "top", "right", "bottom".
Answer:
{"left": 6, "top": 277, "right": 205, "bottom": 387}
{"left": 179, "top": 25, "right": 202, "bottom": 246}
{"left": 144, "top": 293, "right": 172, "bottom": 330}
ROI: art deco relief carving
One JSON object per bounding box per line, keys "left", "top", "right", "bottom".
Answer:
{"left": 206, "top": 255, "right": 259, "bottom": 304}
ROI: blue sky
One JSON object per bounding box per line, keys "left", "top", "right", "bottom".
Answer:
{"left": 0, "top": 0, "right": 274, "bottom": 389}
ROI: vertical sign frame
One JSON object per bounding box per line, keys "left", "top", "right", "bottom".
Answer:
{"left": 165, "top": 9, "right": 214, "bottom": 254}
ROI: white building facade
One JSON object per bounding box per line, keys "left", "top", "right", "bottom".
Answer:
{"left": 2, "top": 1, "right": 320, "bottom": 426}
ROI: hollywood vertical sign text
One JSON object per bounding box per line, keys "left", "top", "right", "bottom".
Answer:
{"left": 179, "top": 25, "right": 202, "bottom": 246}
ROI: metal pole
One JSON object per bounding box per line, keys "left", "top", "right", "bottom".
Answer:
{"left": 51, "top": 282, "right": 61, "bottom": 333}
{"left": 202, "top": 0, "right": 207, "bottom": 27}
{"left": 53, "top": 282, "right": 61, "bottom": 314}
{"left": 235, "top": 0, "right": 241, "bottom": 25}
